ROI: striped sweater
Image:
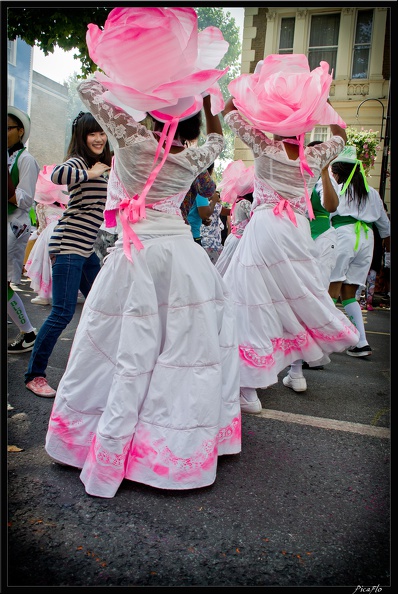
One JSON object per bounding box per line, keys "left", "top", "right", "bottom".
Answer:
{"left": 49, "top": 157, "right": 108, "bottom": 257}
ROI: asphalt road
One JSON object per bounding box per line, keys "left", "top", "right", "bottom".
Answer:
{"left": 5, "top": 278, "right": 391, "bottom": 589}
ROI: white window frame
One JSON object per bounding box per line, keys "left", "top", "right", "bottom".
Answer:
{"left": 8, "top": 76, "right": 15, "bottom": 105}
{"left": 351, "top": 8, "right": 373, "bottom": 80}
{"left": 8, "top": 39, "right": 17, "bottom": 66}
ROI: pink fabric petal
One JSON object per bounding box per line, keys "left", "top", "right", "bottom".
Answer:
{"left": 154, "top": 69, "right": 228, "bottom": 103}
{"left": 196, "top": 27, "right": 229, "bottom": 70}
{"left": 229, "top": 54, "right": 346, "bottom": 136}
{"left": 35, "top": 165, "right": 68, "bottom": 205}
{"left": 95, "top": 72, "right": 179, "bottom": 112}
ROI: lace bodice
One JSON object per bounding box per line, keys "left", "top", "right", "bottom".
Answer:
{"left": 225, "top": 110, "right": 345, "bottom": 212}
{"left": 77, "top": 78, "right": 224, "bottom": 213}
{"left": 230, "top": 198, "right": 252, "bottom": 237}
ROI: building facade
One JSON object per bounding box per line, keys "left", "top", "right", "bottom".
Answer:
{"left": 237, "top": 5, "right": 390, "bottom": 208}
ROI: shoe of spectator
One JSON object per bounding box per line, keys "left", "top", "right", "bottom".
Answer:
{"left": 25, "top": 377, "right": 56, "bottom": 398}
{"left": 282, "top": 373, "right": 307, "bottom": 392}
{"left": 7, "top": 329, "right": 37, "bottom": 354}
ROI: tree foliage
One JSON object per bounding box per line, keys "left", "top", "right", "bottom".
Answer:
{"left": 7, "top": 7, "right": 111, "bottom": 77}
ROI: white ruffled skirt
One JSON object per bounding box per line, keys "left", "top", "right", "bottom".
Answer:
{"left": 223, "top": 207, "right": 359, "bottom": 389}
{"left": 24, "top": 221, "right": 58, "bottom": 299}
{"left": 215, "top": 233, "right": 240, "bottom": 277}
{"left": 45, "top": 233, "right": 241, "bottom": 498}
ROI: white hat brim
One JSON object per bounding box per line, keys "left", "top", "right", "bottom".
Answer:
{"left": 8, "top": 106, "right": 31, "bottom": 143}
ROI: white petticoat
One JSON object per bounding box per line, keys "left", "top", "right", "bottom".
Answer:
{"left": 45, "top": 233, "right": 241, "bottom": 498}
{"left": 223, "top": 207, "right": 359, "bottom": 389}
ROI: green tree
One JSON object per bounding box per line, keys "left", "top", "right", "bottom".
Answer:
{"left": 7, "top": 7, "right": 111, "bottom": 77}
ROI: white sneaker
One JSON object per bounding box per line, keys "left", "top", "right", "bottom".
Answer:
{"left": 239, "top": 391, "right": 262, "bottom": 414}
{"left": 31, "top": 296, "right": 50, "bottom": 305}
{"left": 282, "top": 373, "right": 307, "bottom": 393}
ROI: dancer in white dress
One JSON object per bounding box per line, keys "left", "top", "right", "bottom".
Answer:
{"left": 215, "top": 160, "right": 254, "bottom": 277}
{"left": 25, "top": 166, "right": 69, "bottom": 304}
{"left": 45, "top": 79, "right": 241, "bottom": 498}
{"left": 221, "top": 55, "right": 360, "bottom": 413}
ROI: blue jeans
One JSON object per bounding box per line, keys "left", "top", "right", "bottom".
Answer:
{"left": 25, "top": 252, "right": 101, "bottom": 383}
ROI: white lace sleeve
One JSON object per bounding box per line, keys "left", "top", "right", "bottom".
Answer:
{"left": 183, "top": 133, "right": 225, "bottom": 178}
{"left": 224, "top": 111, "right": 271, "bottom": 157}
{"left": 77, "top": 78, "right": 153, "bottom": 149}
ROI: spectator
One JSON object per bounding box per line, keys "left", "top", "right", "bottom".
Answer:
{"left": 24, "top": 112, "right": 111, "bottom": 396}
{"left": 7, "top": 106, "right": 40, "bottom": 354}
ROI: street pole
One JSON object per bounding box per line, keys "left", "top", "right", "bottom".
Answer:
{"left": 378, "top": 91, "right": 390, "bottom": 203}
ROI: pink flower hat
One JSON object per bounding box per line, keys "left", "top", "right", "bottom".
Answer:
{"left": 229, "top": 54, "right": 345, "bottom": 137}
{"left": 35, "top": 164, "right": 69, "bottom": 206}
{"left": 86, "top": 7, "right": 229, "bottom": 121}
{"left": 218, "top": 160, "right": 254, "bottom": 207}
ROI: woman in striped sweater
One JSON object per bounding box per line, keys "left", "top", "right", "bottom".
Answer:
{"left": 24, "top": 112, "right": 112, "bottom": 397}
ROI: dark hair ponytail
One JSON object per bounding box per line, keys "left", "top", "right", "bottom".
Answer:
{"left": 331, "top": 162, "right": 368, "bottom": 209}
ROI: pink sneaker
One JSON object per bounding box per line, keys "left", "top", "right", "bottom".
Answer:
{"left": 26, "top": 377, "right": 56, "bottom": 398}
{"left": 366, "top": 304, "right": 374, "bottom": 311}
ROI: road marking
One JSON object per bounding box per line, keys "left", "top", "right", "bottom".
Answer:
{"left": 256, "top": 408, "right": 390, "bottom": 439}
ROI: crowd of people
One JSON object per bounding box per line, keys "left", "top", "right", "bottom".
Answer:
{"left": 7, "top": 7, "right": 390, "bottom": 499}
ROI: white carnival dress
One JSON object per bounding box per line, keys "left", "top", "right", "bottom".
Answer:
{"left": 222, "top": 111, "right": 359, "bottom": 389}
{"left": 215, "top": 198, "right": 252, "bottom": 277}
{"left": 45, "top": 79, "right": 241, "bottom": 498}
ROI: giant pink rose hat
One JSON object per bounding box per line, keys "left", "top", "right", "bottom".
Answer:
{"left": 218, "top": 160, "right": 254, "bottom": 207}
{"left": 35, "top": 164, "right": 69, "bottom": 206}
{"left": 229, "top": 54, "right": 345, "bottom": 137}
{"left": 229, "top": 54, "right": 346, "bottom": 219}
{"left": 86, "top": 7, "right": 229, "bottom": 121}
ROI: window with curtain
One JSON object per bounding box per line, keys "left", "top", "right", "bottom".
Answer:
{"left": 279, "top": 17, "right": 295, "bottom": 54}
{"left": 352, "top": 9, "right": 373, "bottom": 79}
{"left": 308, "top": 13, "right": 340, "bottom": 77}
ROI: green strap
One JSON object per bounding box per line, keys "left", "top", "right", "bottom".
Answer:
{"left": 339, "top": 158, "right": 369, "bottom": 195}
{"left": 8, "top": 148, "right": 26, "bottom": 215}
{"left": 353, "top": 221, "right": 370, "bottom": 251}
{"left": 331, "top": 215, "right": 372, "bottom": 251}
